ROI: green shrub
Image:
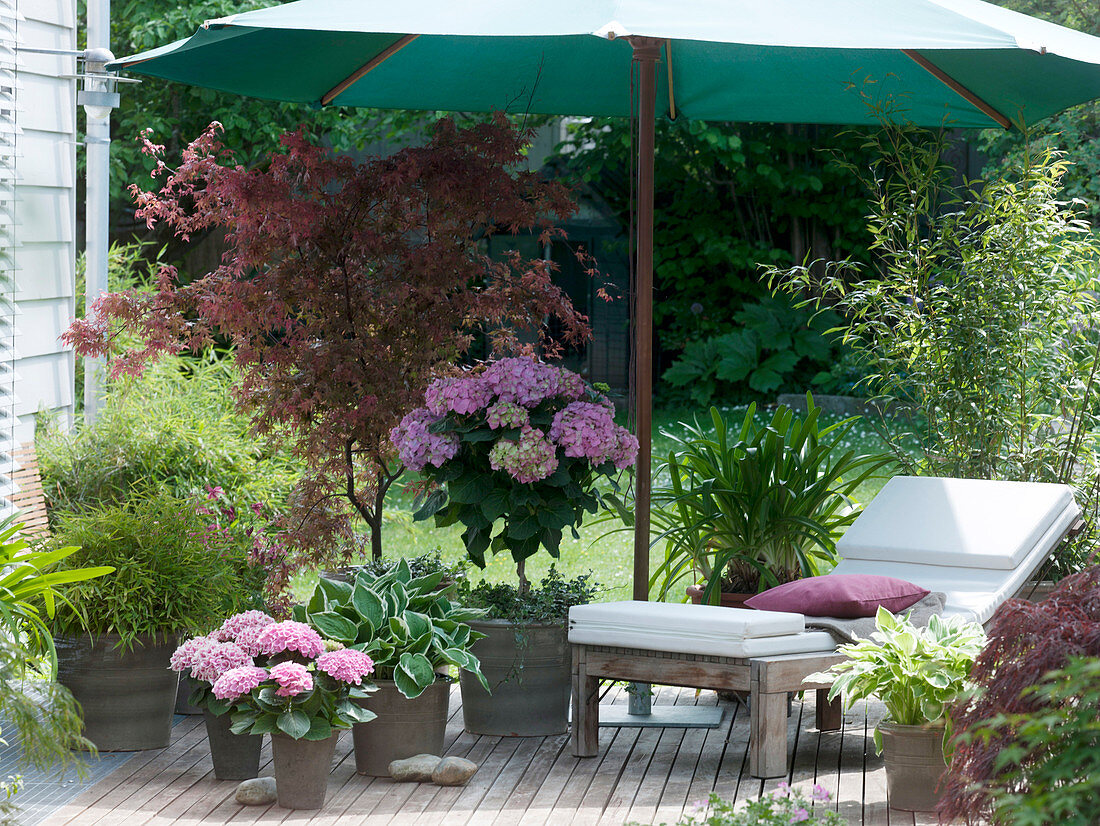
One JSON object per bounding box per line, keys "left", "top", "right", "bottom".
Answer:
{"left": 39, "top": 353, "right": 301, "bottom": 520}
{"left": 48, "top": 492, "right": 236, "bottom": 649}
{"left": 459, "top": 567, "right": 599, "bottom": 624}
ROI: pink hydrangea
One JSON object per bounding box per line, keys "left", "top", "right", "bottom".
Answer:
{"left": 269, "top": 661, "right": 314, "bottom": 697}
{"left": 391, "top": 407, "right": 460, "bottom": 472}
{"left": 191, "top": 641, "right": 253, "bottom": 683}
{"left": 233, "top": 623, "right": 269, "bottom": 657}
{"left": 170, "top": 635, "right": 216, "bottom": 673}
{"left": 610, "top": 430, "right": 639, "bottom": 470}
{"left": 554, "top": 369, "right": 587, "bottom": 401}
{"left": 216, "top": 610, "right": 275, "bottom": 642}
{"left": 211, "top": 665, "right": 268, "bottom": 701}
{"left": 482, "top": 357, "right": 563, "bottom": 408}
{"left": 549, "top": 402, "right": 622, "bottom": 463}
{"left": 486, "top": 400, "right": 528, "bottom": 430}
{"left": 488, "top": 425, "right": 559, "bottom": 483}
{"left": 255, "top": 621, "right": 325, "bottom": 659}
{"left": 424, "top": 375, "right": 493, "bottom": 416}
{"left": 316, "top": 648, "right": 375, "bottom": 684}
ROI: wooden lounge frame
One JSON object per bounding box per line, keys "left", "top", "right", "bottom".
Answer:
{"left": 571, "top": 644, "right": 842, "bottom": 778}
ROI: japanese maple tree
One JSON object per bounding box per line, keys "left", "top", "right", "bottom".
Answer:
{"left": 66, "top": 115, "right": 590, "bottom": 592}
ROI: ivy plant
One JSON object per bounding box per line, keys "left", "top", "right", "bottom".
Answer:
{"left": 296, "top": 559, "right": 489, "bottom": 699}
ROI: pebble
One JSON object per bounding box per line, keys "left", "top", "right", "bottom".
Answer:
{"left": 235, "top": 777, "right": 277, "bottom": 805}
{"left": 389, "top": 753, "right": 442, "bottom": 782}
{"left": 431, "top": 756, "right": 479, "bottom": 786}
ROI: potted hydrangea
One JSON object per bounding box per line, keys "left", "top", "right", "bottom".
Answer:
{"left": 392, "top": 356, "right": 636, "bottom": 736}
{"left": 170, "top": 610, "right": 276, "bottom": 780}
{"left": 212, "top": 620, "right": 377, "bottom": 810}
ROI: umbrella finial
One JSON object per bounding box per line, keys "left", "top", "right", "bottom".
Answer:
{"left": 594, "top": 20, "right": 631, "bottom": 41}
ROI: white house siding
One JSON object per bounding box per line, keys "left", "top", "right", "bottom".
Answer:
{"left": 15, "top": 0, "right": 76, "bottom": 444}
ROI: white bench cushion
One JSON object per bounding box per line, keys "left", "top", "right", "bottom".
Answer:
{"left": 836, "top": 476, "right": 1076, "bottom": 571}
{"left": 568, "top": 601, "right": 835, "bottom": 658}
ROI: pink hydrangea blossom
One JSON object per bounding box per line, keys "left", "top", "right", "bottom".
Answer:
{"left": 610, "top": 430, "right": 640, "bottom": 470}
{"left": 216, "top": 610, "right": 275, "bottom": 642}
{"left": 255, "top": 621, "right": 325, "bottom": 659}
{"left": 549, "top": 402, "right": 622, "bottom": 463}
{"left": 191, "top": 641, "right": 253, "bottom": 683}
{"left": 486, "top": 400, "right": 528, "bottom": 430}
{"left": 482, "top": 357, "right": 563, "bottom": 408}
{"left": 170, "top": 635, "right": 217, "bottom": 672}
{"left": 211, "top": 665, "right": 268, "bottom": 700}
{"left": 233, "top": 623, "right": 269, "bottom": 657}
{"left": 424, "top": 375, "right": 493, "bottom": 416}
{"left": 391, "top": 407, "right": 460, "bottom": 472}
{"left": 553, "top": 369, "right": 587, "bottom": 401}
{"left": 269, "top": 661, "right": 314, "bottom": 697}
{"left": 488, "top": 425, "right": 559, "bottom": 483}
{"left": 316, "top": 648, "right": 375, "bottom": 684}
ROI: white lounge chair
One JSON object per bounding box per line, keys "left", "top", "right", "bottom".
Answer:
{"left": 568, "top": 476, "right": 1082, "bottom": 777}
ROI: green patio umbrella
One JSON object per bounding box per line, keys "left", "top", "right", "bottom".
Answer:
{"left": 110, "top": 0, "right": 1100, "bottom": 602}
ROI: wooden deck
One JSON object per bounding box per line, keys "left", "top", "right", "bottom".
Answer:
{"left": 39, "top": 684, "right": 939, "bottom": 826}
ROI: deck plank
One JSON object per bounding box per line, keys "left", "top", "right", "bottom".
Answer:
{"left": 34, "top": 686, "right": 900, "bottom": 826}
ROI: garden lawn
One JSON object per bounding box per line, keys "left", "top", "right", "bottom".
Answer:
{"left": 298, "top": 404, "right": 899, "bottom": 603}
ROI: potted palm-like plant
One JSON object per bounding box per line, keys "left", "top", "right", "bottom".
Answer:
{"left": 806, "top": 607, "right": 986, "bottom": 812}
{"left": 48, "top": 491, "right": 237, "bottom": 751}
{"left": 638, "top": 395, "right": 892, "bottom": 605}
{"left": 392, "top": 356, "right": 633, "bottom": 736}
{"left": 298, "top": 560, "right": 488, "bottom": 775}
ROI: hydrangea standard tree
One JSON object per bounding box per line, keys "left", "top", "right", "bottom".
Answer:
{"left": 392, "top": 356, "right": 637, "bottom": 591}
{"left": 65, "top": 116, "right": 591, "bottom": 597}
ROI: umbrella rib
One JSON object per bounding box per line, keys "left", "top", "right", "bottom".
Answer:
{"left": 321, "top": 33, "right": 420, "bottom": 106}
{"left": 666, "top": 39, "right": 676, "bottom": 120}
{"left": 902, "top": 49, "right": 1013, "bottom": 130}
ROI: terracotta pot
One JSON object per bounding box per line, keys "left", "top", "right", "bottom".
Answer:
{"left": 270, "top": 732, "right": 339, "bottom": 810}
{"left": 351, "top": 678, "right": 449, "bottom": 776}
{"left": 460, "top": 619, "right": 570, "bottom": 737}
{"left": 203, "top": 709, "right": 262, "bottom": 781}
{"left": 55, "top": 633, "right": 178, "bottom": 751}
{"left": 879, "top": 721, "right": 947, "bottom": 812}
{"left": 685, "top": 584, "right": 755, "bottom": 608}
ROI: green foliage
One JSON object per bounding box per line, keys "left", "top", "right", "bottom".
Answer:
{"left": 635, "top": 787, "right": 845, "bottom": 826}
{"left": 459, "top": 567, "right": 599, "bottom": 624}
{"left": 295, "top": 559, "right": 489, "bottom": 698}
{"left": 352, "top": 551, "right": 469, "bottom": 588}
{"left": 39, "top": 353, "right": 301, "bottom": 518}
{"left": 555, "top": 119, "right": 874, "bottom": 380}
{"left": 229, "top": 671, "right": 377, "bottom": 741}
{"left": 662, "top": 296, "right": 846, "bottom": 405}
{"left": 47, "top": 492, "right": 236, "bottom": 649}
{"left": 807, "top": 607, "right": 986, "bottom": 752}
{"left": 613, "top": 397, "right": 892, "bottom": 601}
{"left": 956, "top": 657, "right": 1100, "bottom": 826}
{"left": 769, "top": 124, "right": 1100, "bottom": 576}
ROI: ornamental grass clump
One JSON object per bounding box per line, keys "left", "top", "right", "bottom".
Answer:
{"left": 393, "top": 356, "right": 636, "bottom": 591}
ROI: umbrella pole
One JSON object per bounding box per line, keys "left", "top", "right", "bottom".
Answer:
{"left": 630, "top": 37, "right": 661, "bottom": 605}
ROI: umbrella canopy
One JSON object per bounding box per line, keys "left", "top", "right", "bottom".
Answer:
{"left": 114, "top": 0, "right": 1100, "bottom": 128}
{"left": 110, "top": 0, "right": 1100, "bottom": 601}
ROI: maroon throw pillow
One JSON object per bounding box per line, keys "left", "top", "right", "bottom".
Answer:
{"left": 743, "top": 574, "right": 929, "bottom": 619}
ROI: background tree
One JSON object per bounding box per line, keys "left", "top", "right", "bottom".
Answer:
{"left": 65, "top": 116, "right": 590, "bottom": 596}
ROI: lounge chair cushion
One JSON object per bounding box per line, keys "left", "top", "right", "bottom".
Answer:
{"left": 743, "top": 574, "right": 929, "bottom": 618}
{"left": 837, "top": 476, "right": 1075, "bottom": 571}
{"left": 568, "top": 601, "right": 836, "bottom": 658}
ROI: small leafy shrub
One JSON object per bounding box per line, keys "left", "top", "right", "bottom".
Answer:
{"left": 460, "top": 567, "right": 599, "bottom": 624}
{"left": 940, "top": 565, "right": 1100, "bottom": 824}
{"left": 662, "top": 296, "right": 847, "bottom": 405}
{"left": 294, "top": 559, "right": 489, "bottom": 698}
{"left": 352, "top": 550, "right": 469, "bottom": 587}
{"left": 38, "top": 353, "right": 301, "bottom": 521}
{"left": 808, "top": 607, "right": 985, "bottom": 752}
{"left": 634, "top": 784, "right": 844, "bottom": 826}
{"left": 624, "top": 397, "right": 892, "bottom": 601}
{"left": 48, "top": 492, "right": 237, "bottom": 649}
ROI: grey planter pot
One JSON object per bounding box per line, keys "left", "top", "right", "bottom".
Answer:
{"left": 352, "top": 678, "right": 449, "bottom": 776}
{"left": 203, "top": 709, "right": 262, "bottom": 781}
{"left": 880, "top": 721, "right": 948, "bottom": 812}
{"left": 270, "top": 732, "right": 339, "bottom": 810}
{"left": 55, "top": 633, "right": 178, "bottom": 751}
{"left": 459, "top": 619, "right": 570, "bottom": 737}
{"left": 176, "top": 674, "right": 205, "bottom": 715}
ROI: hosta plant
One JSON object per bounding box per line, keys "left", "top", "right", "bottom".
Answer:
{"left": 394, "top": 356, "right": 637, "bottom": 591}
{"left": 295, "top": 559, "right": 489, "bottom": 698}
{"left": 807, "top": 607, "right": 986, "bottom": 752}
{"left": 621, "top": 395, "right": 892, "bottom": 602}
{"left": 211, "top": 620, "right": 377, "bottom": 741}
